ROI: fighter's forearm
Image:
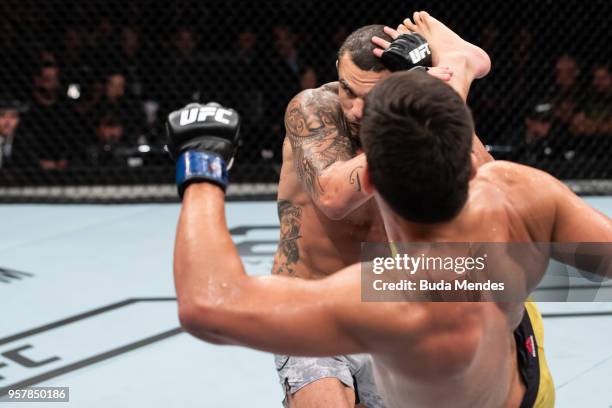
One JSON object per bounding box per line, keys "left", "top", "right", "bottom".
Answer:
{"left": 316, "top": 153, "right": 372, "bottom": 219}
{"left": 174, "top": 183, "right": 247, "bottom": 322}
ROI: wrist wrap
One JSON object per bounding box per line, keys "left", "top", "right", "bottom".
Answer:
{"left": 176, "top": 150, "right": 229, "bottom": 198}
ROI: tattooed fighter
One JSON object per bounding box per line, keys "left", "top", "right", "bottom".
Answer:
{"left": 272, "top": 11, "right": 492, "bottom": 408}
{"left": 170, "top": 70, "right": 611, "bottom": 408}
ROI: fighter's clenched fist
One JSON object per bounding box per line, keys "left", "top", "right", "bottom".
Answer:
{"left": 166, "top": 102, "right": 241, "bottom": 197}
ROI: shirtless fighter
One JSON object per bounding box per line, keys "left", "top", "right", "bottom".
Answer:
{"left": 168, "top": 68, "right": 611, "bottom": 407}
{"left": 271, "top": 12, "right": 491, "bottom": 407}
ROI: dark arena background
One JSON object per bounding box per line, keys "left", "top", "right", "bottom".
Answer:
{"left": 0, "top": 0, "right": 610, "bottom": 202}
{"left": 1, "top": 2, "right": 612, "bottom": 407}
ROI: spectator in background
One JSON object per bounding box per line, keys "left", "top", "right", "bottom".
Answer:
{"left": 272, "top": 25, "right": 301, "bottom": 77}
{"left": 96, "top": 112, "right": 124, "bottom": 146}
{"left": 116, "top": 26, "right": 146, "bottom": 99}
{"left": 60, "top": 26, "right": 87, "bottom": 87}
{"left": 95, "top": 70, "right": 147, "bottom": 144}
{"left": 518, "top": 102, "right": 566, "bottom": 163}
{"left": 231, "top": 28, "right": 264, "bottom": 129}
{"left": 299, "top": 66, "right": 319, "bottom": 90}
{"left": 215, "top": 27, "right": 273, "bottom": 167}
{"left": 0, "top": 95, "right": 28, "bottom": 169}
{"left": 114, "top": 25, "right": 164, "bottom": 142}
{"left": 32, "top": 48, "right": 58, "bottom": 69}
{"left": 85, "top": 111, "right": 127, "bottom": 167}
{"left": 572, "top": 64, "right": 612, "bottom": 137}
{"left": 265, "top": 25, "right": 301, "bottom": 140}
{"left": 21, "top": 62, "right": 72, "bottom": 170}
{"left": 85, "top": 110, "right": 157, "bottom": 168}
{"left": 161, "top": 27, "right": 203, "bottom": 111}
{"left": 59, "top": 26, "right": 104, "bottom": 130}
{"left": 236, "top": 29, "right": 258, "bottom": 63}
{"left": 553, "top": 55, "right": 581, "bottom": 95}
{"left": 548, "top": 54, "right": 582, "bottom": 131}
{"left": 525, "top": 103, "right": 561, "bottom": 144}
{"left": 570, "top": 63, "right": 612, "bottom": 168}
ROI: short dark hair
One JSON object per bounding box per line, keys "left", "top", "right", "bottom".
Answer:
{"left": 361, "top": 71, "right": 474, "bottom": 223}
{"left": 338, "top": 25, "right": 391, "bottom": 72}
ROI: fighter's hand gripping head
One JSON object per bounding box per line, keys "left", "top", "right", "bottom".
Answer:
{"left": 166, "top": 102, "right": 241, "bottom": 198}
{"left": 381, "top": 32, "right": 432, "bottom": 72}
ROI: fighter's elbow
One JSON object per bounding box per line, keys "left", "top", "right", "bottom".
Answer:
{"left": 178, "top": 301, "right": 231, "bottom": 345}
{"left": 317, "top": 193, "right": 350, "bottom": 220}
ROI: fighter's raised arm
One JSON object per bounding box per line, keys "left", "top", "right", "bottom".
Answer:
{"left": 168, "top": 102, "right": 443, "bottom": 356}
{"left": 284, "top": 87, "right": 372, "bottom": 220}
{"left": 549, "top": 179, "right": 612, "bottom": 244}
{"left": 174, "top": 179, "right": 487, "bottom": 380}
{"left": 176, "top": 182, "right": 350, "bottom": 354}
{"left": 481, "top": 161, "right": 612, "bottom": 243}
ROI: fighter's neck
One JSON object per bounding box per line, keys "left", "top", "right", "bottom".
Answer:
{"left": 379, "top": 198, "right": 471, "bottom": 243}
{"left": 385, "top": 217, "right": 451, "bottom": 243}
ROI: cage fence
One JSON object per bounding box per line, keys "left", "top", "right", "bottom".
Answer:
{"left": 0, "top": 0, "right": 610, "bottom": 203}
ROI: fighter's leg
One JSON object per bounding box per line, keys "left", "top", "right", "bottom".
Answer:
{"left": 401, "top": 11, "right": 493, "bottom": 164}
{"left": 403, "top": 11, "right": 491, "bottom": 102}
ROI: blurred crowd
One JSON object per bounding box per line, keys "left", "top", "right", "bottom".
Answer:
{"left": 0, "top": 1, "right": 610, "bottom": 180}
{"left": 0, "top": 21, "right": 318, "bottom": 171}
{"left": 472, "top": 43, "right": 612, "bottom": 170}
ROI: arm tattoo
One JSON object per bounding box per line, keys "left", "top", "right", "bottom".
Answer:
{"left": 349, "top": 166, "right": 364, "bottom": 192}
{"left": 273, "top": 200, "right": 303, "bottom": 275}
{"left": 285, "top": 90, "right": 353, "bottom": 198}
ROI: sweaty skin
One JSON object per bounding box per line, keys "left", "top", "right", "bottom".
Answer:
{"left": 271, "top": 12, "right": 493, "bottom": 407}
{"left": 273, "top": 12, "right": 492, "bottom": 281}
{"left": 174, "top": 161, "right": 612, "bottom": 408}
{"left": 174, "top": 157, "right": 612, "bottom": 407}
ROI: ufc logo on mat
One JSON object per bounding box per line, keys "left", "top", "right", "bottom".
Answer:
{"left": 180, "top": 107, "right": 233, "bottom": 126}
{"left": 409, "top": 43, "right": 431, "bottom": 64}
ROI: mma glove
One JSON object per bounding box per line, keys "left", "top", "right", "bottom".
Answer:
{"left": 166, "top": 102, "right": 241, "bottom": 198}
{"left": 381, "top": 33, "right": 432, "bottom": 72}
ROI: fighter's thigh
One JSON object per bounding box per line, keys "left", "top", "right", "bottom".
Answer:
{"left": 289, "top": 377, "right": 355, "bottom": 408}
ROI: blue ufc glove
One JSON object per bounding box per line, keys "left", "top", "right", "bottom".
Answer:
{"left": 166, "top": 102, "right": 241, "bottom": 198}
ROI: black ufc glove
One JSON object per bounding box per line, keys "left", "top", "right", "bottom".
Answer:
{"left": 381, "top": 33, "right": 432, "bottom": 71}
{"left": 166, "top": 102, "right": 241, "bottom": 197}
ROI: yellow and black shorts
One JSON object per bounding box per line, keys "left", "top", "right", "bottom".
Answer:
{"left": 514, "top": 301, "right": 555, "bottom": 408}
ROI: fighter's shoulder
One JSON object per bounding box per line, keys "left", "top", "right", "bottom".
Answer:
{"left": 286, "top": 82, "right": 340, "bottom": 113}
{"left": 476, "top": 160, "right": 552, "bottom": 190}
{"left": 475, "top": 160, "right": 564, "bottom": 219}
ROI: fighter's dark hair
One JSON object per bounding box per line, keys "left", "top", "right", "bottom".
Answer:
{"left": 360, "top": 71, "right": 474, "bottom": 223}
{"left": 338, "top": 25, "right": 392, "bottom": 72}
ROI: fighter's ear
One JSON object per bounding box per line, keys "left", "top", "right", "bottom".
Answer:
{"left": 362, "top": 161, "right": 375, "bottom": 194}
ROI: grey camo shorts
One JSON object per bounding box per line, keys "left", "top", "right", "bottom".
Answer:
{"left": 274, "top": 354, "right": 386, "bottom": 408}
